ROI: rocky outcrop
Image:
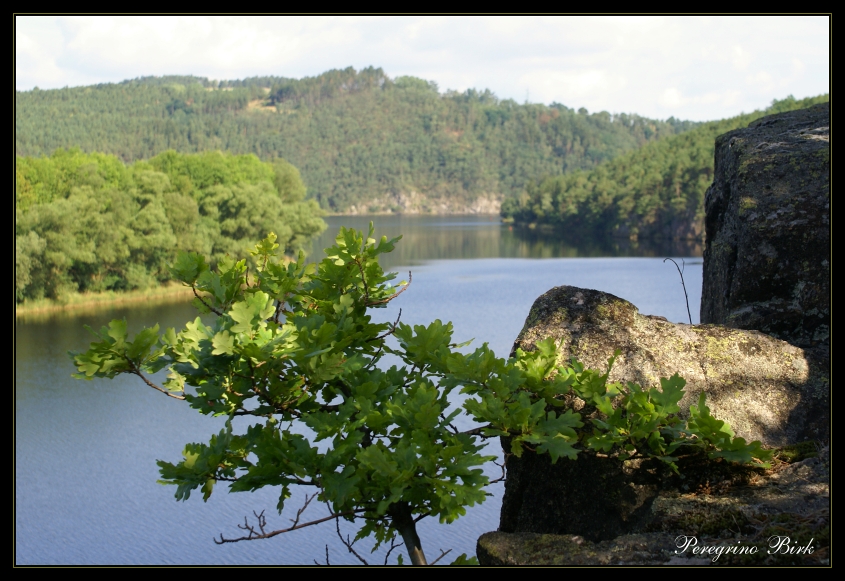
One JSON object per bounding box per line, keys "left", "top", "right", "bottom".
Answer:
{"left": 476, "top": 104, "right": 830, "bottom": 566}
{"left": 511, "top": 286, "right": 828, "bottom": 447}
{"left": 491, "top": 285, "right": 829, "bottom": 559}
{"left": 478, "top": 445, "right": 829, "bottom": 565}
{"left": 497, "top": 445, "right": 669, "bottom": 542}
{"left": 701, "top": 103, "right": 830, "bottom": 349}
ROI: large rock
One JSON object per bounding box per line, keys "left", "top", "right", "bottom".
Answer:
{"left": 511, "top": 286, "right": 828, "bottom": 447}
{"left": 497, "top": 443, "right": 669, "bottom": 542}
{"left": 478, "top": 445, "right": 829, "bottom": 565}
{"left": 494, "top": 285, "right": 828, "bottom": 550}
{"left": 478, "top": 104, "right": 830, "bottom": 565}
{"left": 701, "top": 103, "right": 830, "bottom": 349}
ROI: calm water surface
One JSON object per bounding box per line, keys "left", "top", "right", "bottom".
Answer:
{"left": 16, "top": 215, "right": 702, "bottom": 564}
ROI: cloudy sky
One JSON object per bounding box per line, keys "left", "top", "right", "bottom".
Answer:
{"left": 15, "top": 15, "right": 829, "bottom": 121}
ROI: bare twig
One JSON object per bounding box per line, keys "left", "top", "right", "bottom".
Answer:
{"left": 372, "top": 308, "right": 403, "bottom": 341}
{"left": 383, "top": 535, "right": 403, "bottom": 566}
{"left": 289, "top": 492, "right": 318, "bottom": 528}
{"left": 663, "top": 258, "right": 693, "bottom": 325}
{"left": 429, "top": 548, "right": 453, "bottom": 566}
{"left": 213, "top": 498, "right": 368, "bottom": 544}
{"left": 335, "top": 515, "right": 369, "bottom": 565}
{"left": 488, "top": 459, "right": 507, "bottom": 485}
{"left": 315, "top": 545, "right": 330, "bottom": 566}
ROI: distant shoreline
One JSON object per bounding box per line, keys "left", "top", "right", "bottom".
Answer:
{"left": 321, "top": 211, "right": 501, "bottom": 217}
{"left": 15, "top": 283, "right": 195, "bottom": 317}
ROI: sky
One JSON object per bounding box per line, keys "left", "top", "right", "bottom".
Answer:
{"left": 15, "top": 15, "right": 830, "bottom": 122}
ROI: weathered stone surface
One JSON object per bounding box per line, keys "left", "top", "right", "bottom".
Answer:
{"left": 479, "top": 105, "right": 830, "bottom": 565}
{"left": 479, "top": 446, "right": 829, "bottom": 565}
{"left": 701, "top": 103, "right": 830, "bottom": 350}
{"left": 511, "top": 285, "right": 828, "bottom": 447}
{"left": 498, "top": 444, "right": 667, "bottom": 541}
{"left": 477, "top": 531, "right": 685, "bottom": 566}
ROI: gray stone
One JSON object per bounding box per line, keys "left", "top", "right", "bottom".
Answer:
{"left": 701, "top": 103, "right": 830, "bottom": 350}
{"left": 478, "top": 446, "right": 829, "bottom": 565}
{"left": 511, "top": 286, "right": 828, "bottom": 447}
{"left": 497, "top": 442, "right": 668, "bottom": 541}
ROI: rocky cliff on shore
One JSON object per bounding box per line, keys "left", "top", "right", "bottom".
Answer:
{"left": 477, "top": 103, "right": 830, "bottom": 566}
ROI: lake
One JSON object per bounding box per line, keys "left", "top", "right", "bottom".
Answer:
{"left": 15, "top": 215, "right": 703, "bottom": 565}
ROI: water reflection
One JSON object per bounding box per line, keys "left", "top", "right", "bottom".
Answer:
{"left": 309, "top": 215, "right": 702, "bottom": 270}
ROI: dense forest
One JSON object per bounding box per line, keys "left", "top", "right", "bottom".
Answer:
{"left": 500, "top": 94, "right": 830, "bottom": 240}
{"left": 15, "top": 150, "right": 325, "bottom": 304}
{"left": 16, "top": 68, "right": 827, "bottom": 306}
{"left": 16, "top": 67, "right": 696, "bottom": 212}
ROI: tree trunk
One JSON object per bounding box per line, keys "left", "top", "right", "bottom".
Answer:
{"left": 389, "top": 502, "right": 427, "bottom": 565}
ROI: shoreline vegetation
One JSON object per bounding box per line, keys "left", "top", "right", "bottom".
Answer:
{"left": 16, "top": 150, "right": 326, "bottom": 308}
{"left": 15, "top": 282, "right": 195, "bottom": 318}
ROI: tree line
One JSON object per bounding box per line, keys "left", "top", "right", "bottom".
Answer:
{"left": 16, "top": 149, "right": 325, "bottom": 304}
{"left": 500, "top": 94, "right": 830, "bottom": 240}
{"left": 16, "top": 67, "right": 696, "bottom": 212}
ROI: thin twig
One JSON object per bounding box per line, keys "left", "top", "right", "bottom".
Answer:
{"left": 335, "top": 515, "right": 369, "bottom": 565}
{"left": 213, "top": 504, "right": 368, "bottom": 544}
{"left": 366, "top": 272, "right": 412, "bottom": 306}
{"left": 372, "top": 308, "right": 403, "bottom": 341}
{"left": 355, "top": 259, "right": 371, "bottom": 304}
{"left": 663, "top": 258, "right": 693, "bottom": 325}
{"left": 488, "top": 459, "right": 507, "bottom": 485}
{"left": 315, "top": 545, "right": 330, "bottom": 566}
{"left": 429, "top": 548, "right": 453, "bottom": 566}
{"left": 459, "top": 425, "right": 495, "bottom": 438}
{"left": 440, "top": 414, "right": 460, "bottom": 435}
{"left": 383, "top": 535, "right": 403, "bottom": 566}
{"left": 289, "top": 492, "right": 318, "bottom": 528}
{"left": 126, "top": 365, "right": 185, "bottom": 400}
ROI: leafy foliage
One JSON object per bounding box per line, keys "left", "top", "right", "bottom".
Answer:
{"left": 15, "top": 149, "right": 325, "bottom": 304}
{"left": 71, "top": 227, "right": 771, "bottom": 565}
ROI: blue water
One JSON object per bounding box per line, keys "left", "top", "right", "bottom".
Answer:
{"left": 16, "top": 216, "right": 701, "bottom": 564}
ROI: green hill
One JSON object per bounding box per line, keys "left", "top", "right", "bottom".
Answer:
{"left": 501, "top": 94, "right": 829, "bottom": 240}
{"left": 16, "top": 67, "right": 696, "bottom": 213}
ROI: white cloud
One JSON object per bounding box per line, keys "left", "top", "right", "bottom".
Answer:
{"left": 15, "top": 15, "right": 829, "bottom": 121}
{"left": 519, "top": 69, "right": 628, "bottom": 109}
{"left": 732, "top": 45, "right": 753, "bottom": 71}
{"left": 660, "top": 88, "right": 685, "bottom": 108}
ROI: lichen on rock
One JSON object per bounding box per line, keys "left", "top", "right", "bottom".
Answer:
{"left": 701, "top": 102, "right": 829, "bottom": 351}
{"left": 511, "top": 285, "right": 827, "bottom": 447}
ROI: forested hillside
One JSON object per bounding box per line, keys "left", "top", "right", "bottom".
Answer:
{"left": 16, "top": 67, "right": 696, "bottom": 212}
{"left": 501, "top": 94, "right": 829, "bottom": 240}
{"left": 15, "top": 150, "right": 325, "bottom": 304}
